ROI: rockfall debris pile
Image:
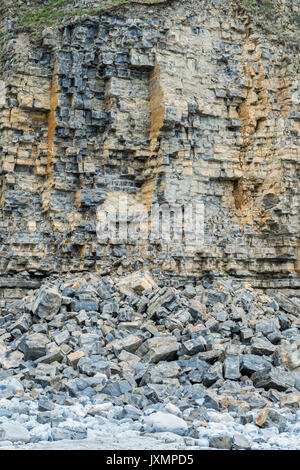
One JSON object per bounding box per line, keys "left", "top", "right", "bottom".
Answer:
{"left": 0, "top": 272, "right": 299, "bottom": 449}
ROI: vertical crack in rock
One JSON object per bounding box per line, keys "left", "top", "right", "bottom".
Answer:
{"left": 47, "top": 61, "right": 59, "bottom": 177}
{"left": 234, "top": 38, "right": 280, "bottom": 230}
{"left": 149, "top": 62, "right": 165, "bottom": 147}
{"left": 296, "top": 241, "right": 300, "bottom": 275}
{"left": 42, "top": 61, "right": 59, "bottom": 214}
{"left": 141, "top": 61, "right": 166, "bottom": 255}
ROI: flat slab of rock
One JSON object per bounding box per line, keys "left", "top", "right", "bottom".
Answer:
{"left": 140, "top": 361, "right": 181, "bottom": 385}
{"left": 108, "top": 335, "right": 143, "bottom": 354}
{"left": 274, "top": 293, "right": 300, "bottom": 315}
{"left": 252, "top": 367, "right": 295, "bottom": 391}
{"left": 136, "top": 336, "right": 179, "bottom": 363}
{"left": 250, "top": 337, "right": 276, "bottom": 356}
{"left": 240, "top": 354, "right": 272, "bottom": 375}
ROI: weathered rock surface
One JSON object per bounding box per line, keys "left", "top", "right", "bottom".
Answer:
{"left": 0, "top": 0, "right": 299, "bottom": 451}
{"left": 0, "top": 0, "right": 299, "bottom": 308}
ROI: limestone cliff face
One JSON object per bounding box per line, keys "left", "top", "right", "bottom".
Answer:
{"left": 0, "top": 0, "right": 299, "bottom": 304}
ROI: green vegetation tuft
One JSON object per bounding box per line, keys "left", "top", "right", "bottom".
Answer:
{"left": 238, "top": 0, "right": 300, "bottom": 32}
{"left": 12, "top": 0, "right": 166, "bottom": 35}
{"left": 240, "top": 0, "right": 280, "bottom": 13}
{"left": 0, "top": 0, "right": 298, "bottom": 44}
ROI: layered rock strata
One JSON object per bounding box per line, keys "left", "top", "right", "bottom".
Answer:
{"left": 0, "top": 0, "right": 299, "bottom": 306}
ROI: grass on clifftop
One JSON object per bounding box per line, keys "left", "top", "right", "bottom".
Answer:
{"left": 241, "top": 0, "right": 275, "bottom": 7}
{"left": 10, "top": 0, "right": 169, "bottom": 36}
{"left": 1, "top": 0, "right": 299, "bottom": 43}
{"left": 239, "top": 0, "right": 300, "bottom": 32}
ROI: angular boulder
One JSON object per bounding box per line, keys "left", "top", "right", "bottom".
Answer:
{"left": 136, "top": 336, "right": 179, "bottom": 363}
{"left": 252, "top": 367, "right": 295, "bottom": 391}
{"left": 18, "top": 333, "right": 50, "bottom": 361}
{"left": 32, "top": 286, "right": 62, "bottom": 320}
{"left": 240, "top": 354, "right": 272, "bottom": 376}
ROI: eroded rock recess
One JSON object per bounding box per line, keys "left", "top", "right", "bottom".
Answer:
{"left": 0, "top": 0, "right": 299, "bottom": 309}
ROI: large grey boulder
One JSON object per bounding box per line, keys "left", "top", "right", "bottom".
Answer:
{"left": 18, "top": 333, "right": 50, "bottom": 361}
{"left": 136, "top": 336, "right": 179, "bottom": 363}
{"left": 250, "top": 337, "right": 276, "bottom": 356}
{"left": 252, "top": 367, "right": 295, "bottom": 391}
{"left": 0, "top": 422, "right": 30, "bottom": 443}
{"left": 143, "top": 411, "right": 188, "bottom": 435}
{"left": 107, "top": 335, "right": 143, "bottom": 355}
{"left": 274, "top": 293, "right": 300, "bottom": 315}
{"left": 181, "top": 337, "right": 207, "bottom": 356}
{"left": 32, "top": 286, "right": 62, "bottom": 320}
{"left": 140, "top": 361, "right": 181, "bottom": 385}
{"left": 240, "top": 354, "right": 272, "bottom": 376}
